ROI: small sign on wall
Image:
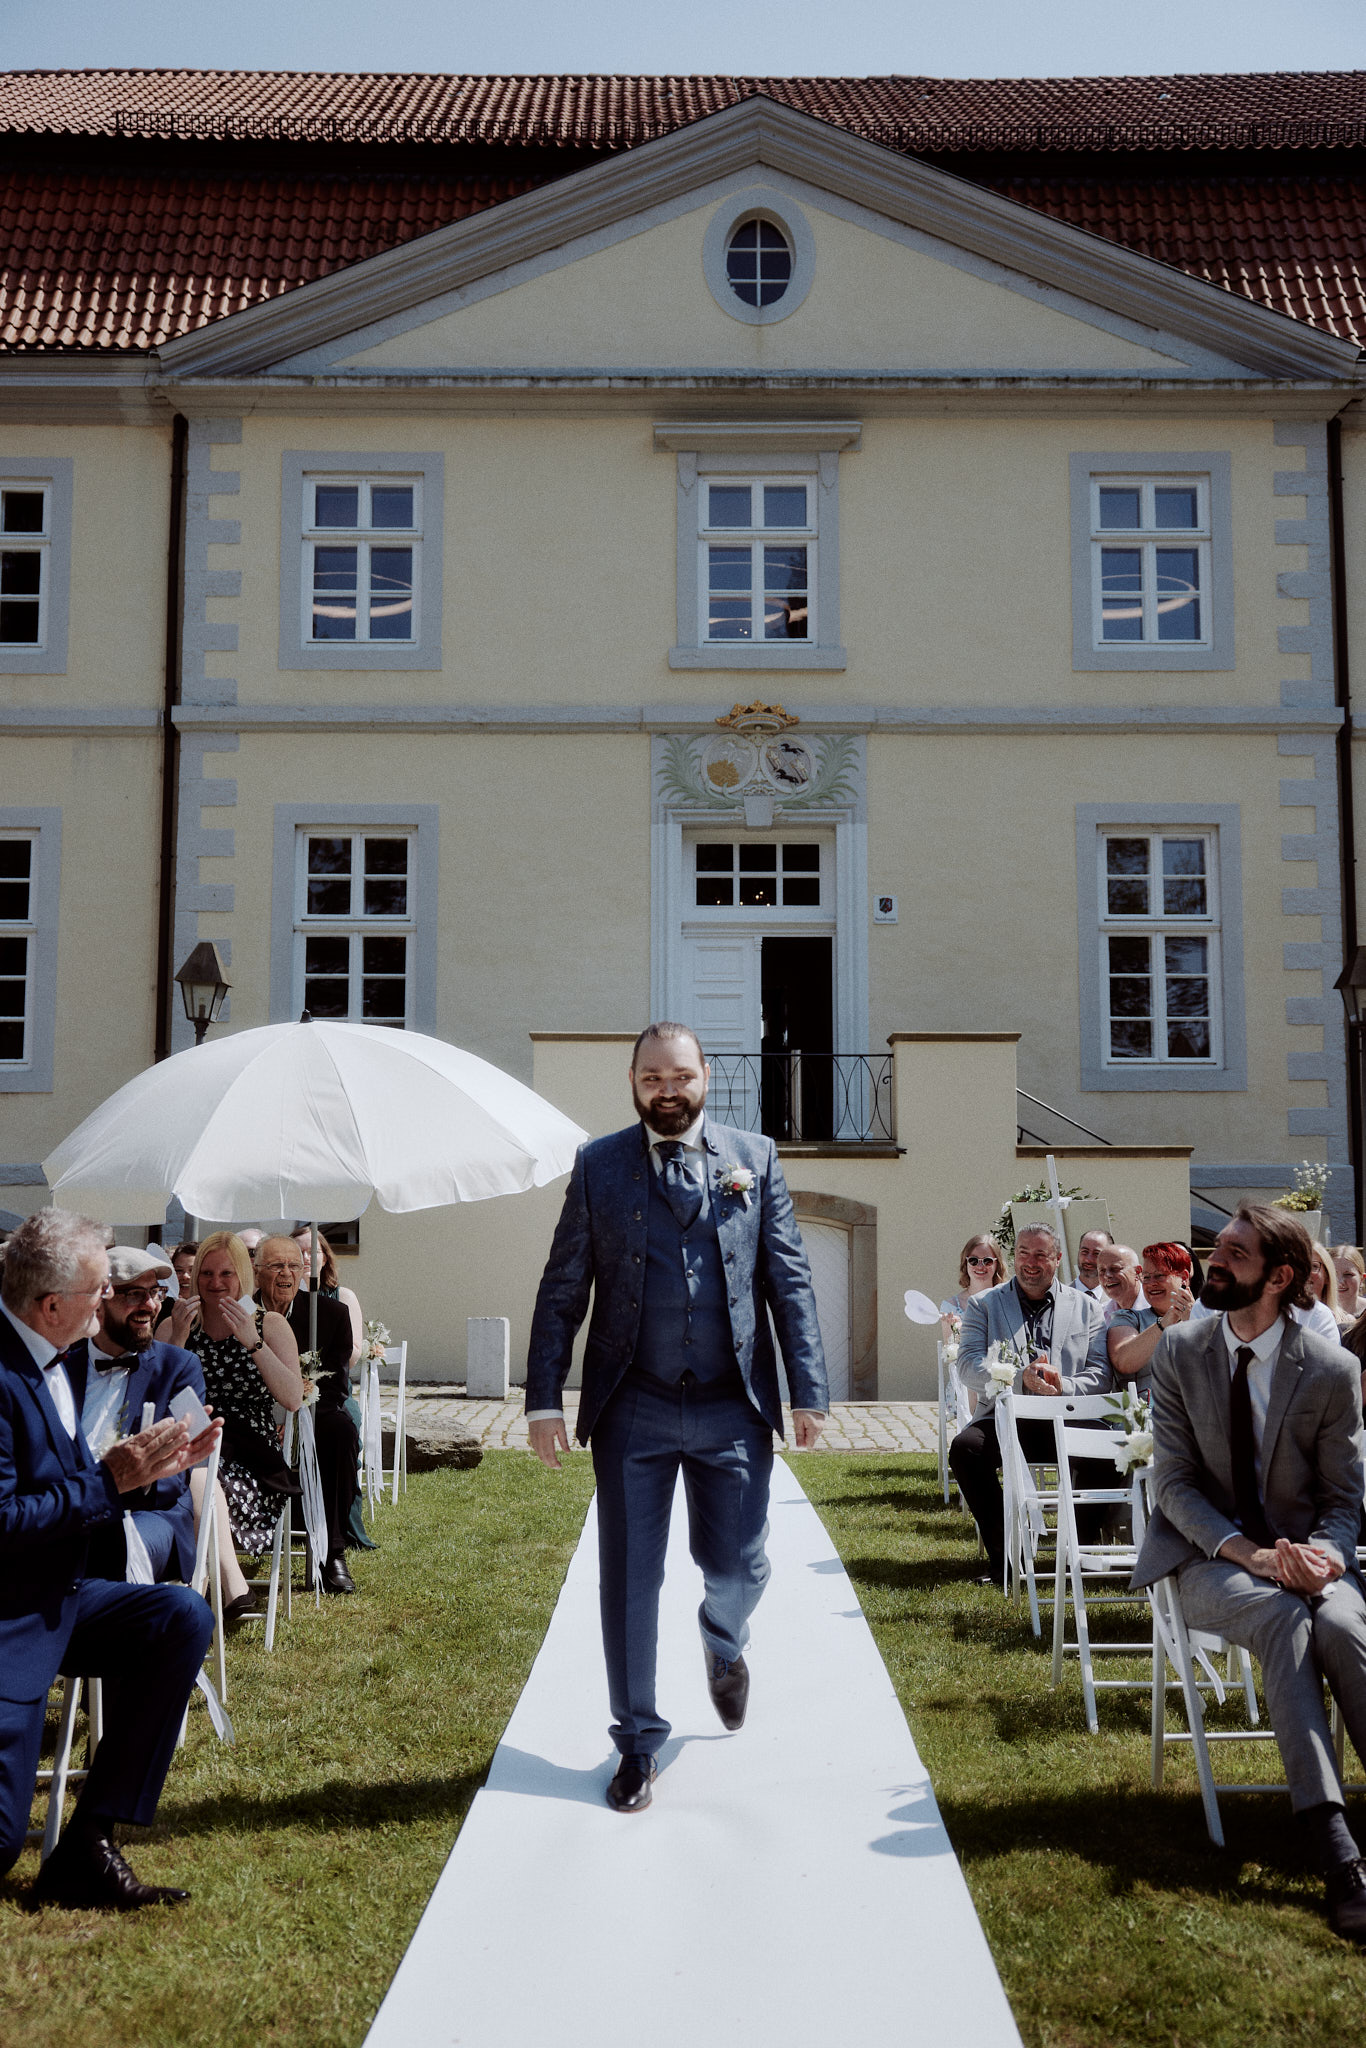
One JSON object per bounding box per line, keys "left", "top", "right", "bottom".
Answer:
{"left": 873, "top": 894, "right": 898, "bottom": 923}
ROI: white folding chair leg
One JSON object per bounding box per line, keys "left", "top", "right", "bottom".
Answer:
{"left": 40, "top": 1675, "right": 100, "bottom": 1862}
{"left": 264, "top": 1500, "right": 288, "bottom": 1651}
{"left": 394, "top": 1353, "right": 407, "bottom": 1503}
{"left": 1153, "top": 1577, "right": 1226, "bottom": 1847}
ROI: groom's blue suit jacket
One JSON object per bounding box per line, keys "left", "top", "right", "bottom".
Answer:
{"left": 526, "top": 1117, "right": 828, "bottom": 1441}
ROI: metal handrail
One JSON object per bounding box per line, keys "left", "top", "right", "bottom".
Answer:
{"left": 1016, "top": 1090, "right": 1114, "bottom": 1147}
{"left": 707, "top": 1052, "right": 894, "bottom": 1144}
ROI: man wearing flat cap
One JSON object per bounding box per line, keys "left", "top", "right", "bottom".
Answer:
{"left": 71, "top": 1244, "right": 209, "bottom": 1585}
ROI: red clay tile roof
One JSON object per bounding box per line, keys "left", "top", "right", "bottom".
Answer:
{"left": 3, "top": 71, "right": 1366, "bottom": 354}
{"left": 5, "top": 68, "right": 1366, "bottom": 151}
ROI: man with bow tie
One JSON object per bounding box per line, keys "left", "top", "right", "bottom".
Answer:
{"left": 0, "top": 1210, "right": 218, "bottom": 1910}
{"left": 526, "top": 1022, "right": 828, "bottom": 1813}
{"left": 72, "top": 1244, "right": 207, "bottom": 1586}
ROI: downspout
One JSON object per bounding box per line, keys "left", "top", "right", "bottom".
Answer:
{"left": 154, "top": 413, "right": 188, "bottom": 1063}
{"left": 1327, "top": 416, "right": 1360, "bottom": 1236}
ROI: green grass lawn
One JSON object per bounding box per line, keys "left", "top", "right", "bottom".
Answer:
{"left": 6, "top": 1448, "right": 1366, "bottom": 2048}
{"left": 798, "top": 1452, "right": 1366, "bottom": 2048}
{"left": 0, "top": 1451, "right": 596, "bottom": 2048}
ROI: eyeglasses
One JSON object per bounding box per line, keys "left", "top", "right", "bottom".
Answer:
{"left": 111, "top": 1284, "right": 164, "bottom": 1305}
{"left": 62, "top": 1280, "right": 113, "bottom": 1301}
{"left": 966, "top": 1256, "right": 996, "bottom": 1268}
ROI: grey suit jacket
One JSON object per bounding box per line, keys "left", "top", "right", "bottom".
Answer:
{"left": 958, "top": 1278, "right": 1107, "bottom": 1408}
{"left": 525, "top": 1116, "right": 828, "bottom": 1442}
{"left": 1131, "top": 1314, "right": 1365, "bottom": 1587}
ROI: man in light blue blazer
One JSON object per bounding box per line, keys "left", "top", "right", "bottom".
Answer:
{"left": 526, "top": 1022, "right": 828, "bottom": 1813}
{"left": 950, "top": 1223, "right": 1108, "bottom": 1583}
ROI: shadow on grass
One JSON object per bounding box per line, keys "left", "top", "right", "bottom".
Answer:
{"left": 936, "top": 1779, "right": 1316, "bottom": 1905}
{"left": 157, "top": 1767, "right": 488, "bottom": 1838}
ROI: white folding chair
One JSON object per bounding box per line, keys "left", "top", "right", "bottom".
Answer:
{"left": 1148, "top": 1565, "right": 1278, "bottom": 1847}
{"left": 379, "top": 1342, "right": 408, "bottom": 1504}
{"left": 358, "top": 1354, "right": 382, "bottom": 1516}
{"left": 30, "top": 1675, "right": 102, "bottom": 1861}
{"left": 996, "top": 1390, "right": 1062, "bottom": 1633}
{"left": 1049, "top": 1404, "right": 1153, "bottom": 1733}
{"left": 262, "top": 1408, "right": 317, "bottom": 1648}
{"left": 189, "top": 1437, "right": 227, "bottom": 1703}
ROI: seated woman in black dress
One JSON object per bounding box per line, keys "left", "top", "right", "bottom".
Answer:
{"left": 158, "top": 1231, "right": 302, "bottom": 1618}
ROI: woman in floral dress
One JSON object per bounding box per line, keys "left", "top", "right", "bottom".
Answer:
{"left": 158, "top": 1231, "right": 302, "bottom": 1616}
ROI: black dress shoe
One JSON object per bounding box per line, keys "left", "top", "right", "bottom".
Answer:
{"left": 321, "top": 1554, "right": 356, "bottom": 1595}
{"left": 606, "top": 1753, "right": 657, "bottom": 1813}
{"left": 1327, "top": 1857, "right": 1366, "bottom": 1942}
{"left": 222, "top": 1588, "right": 259, "bottom": 1621}
{"left": 31, "top": 1831, "right": 189, "bottom": 1912}
{"left": 705, "top": 1648, "right": 750, "bottom": 1731}
{"left": 972, "top": 1569, "right": 1004, "bottom": 1589}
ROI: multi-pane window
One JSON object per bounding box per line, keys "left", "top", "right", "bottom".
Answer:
{"left": 694, "top": 843, "right": 822, "bottom": 909}
{"left": 0, "top": 836, "right": 35, "bottom": 1063}
{"left": 0, "top": 486, "right": 49, "bottom": 647}
{"left": 1090, "top": 478, "right": 1209, "bottom": 647}
{"left": 725, "top": 220, "right": 792, "bottom": 307}
{"left": 1101, "top": 832, "right": 1218, "bottom": 1064}
{"left": 303, "top": 478, "right": 420, "bottom": 644}
{"left": 701, "top": 480, "right": 813, "bottom": 643}
{"left": 295, "top": 831, "right": 414, "bottom": 1026}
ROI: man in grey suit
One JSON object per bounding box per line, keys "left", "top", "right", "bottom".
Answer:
{"left": 950, "top": 1223, "right": 1108, "bottom": 1584}
{"left": 1133, "top": 1202, "right": 1366, "bottom": 1941}
{"left": 526, "top": 1022, "right": 828, "bottom": 1813}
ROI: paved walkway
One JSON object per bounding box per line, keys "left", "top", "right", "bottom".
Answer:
{"left": 406, "top": 1388, "right": 937, "bottom": 1453}
{"left": 363, "top": 1455, "right": 1019, "bottom": 2048}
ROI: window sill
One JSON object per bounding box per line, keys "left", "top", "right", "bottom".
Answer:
{"left": 669, "top": 645, "right": 847, "bottom": 672}
{"left": 1082, "top": 1063, "right": 1241, "bottom": 1093}
{"left": 280, "top": 643, "right": 442, "bottom": 673}
{"left": 1074, "top": 647, "right": 1233, "bottom": 674}
{"left": 776, "top": 1142, "right": 903, "bottom": 1158}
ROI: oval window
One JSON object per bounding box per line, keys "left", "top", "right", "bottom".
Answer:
{"left": 725, "top": 219, "right": 792, "bottom": 308}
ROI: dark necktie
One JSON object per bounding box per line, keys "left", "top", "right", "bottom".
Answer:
{"left": 1230, "top": 1344, "right": 1272, "bottom": 1547}
{"left": 656, "top": 1142, "right": 703, "bottom": 1230}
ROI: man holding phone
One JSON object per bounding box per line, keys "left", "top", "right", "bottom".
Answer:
{"left": 71, "top": 1246, "right": 210, "bottom": 1585}
{"left": 0, "top": 1210, "right": 220, "bottom": 1911}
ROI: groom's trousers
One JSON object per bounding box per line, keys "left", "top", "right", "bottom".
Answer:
{"left": 591, "top": 1370, "right": 773, "bottom": 1756}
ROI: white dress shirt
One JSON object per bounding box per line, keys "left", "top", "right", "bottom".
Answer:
{"left": 0, "top": 1293, "right": 77, "bottom": 1438}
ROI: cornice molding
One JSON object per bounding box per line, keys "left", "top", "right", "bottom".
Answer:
{"left": 169, "top": 701, "right": 1343, "bottom": 737}
{"left": 653, "top": 419, "right": 862, "bottom": 451}
{"left": 153, "top": 96, "right": 1361, "bottom": 383}
{"left": 0, "top": 707, "right": 160, "bottom": 734}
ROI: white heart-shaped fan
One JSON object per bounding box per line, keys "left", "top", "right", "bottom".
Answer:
{"left": 903, "top": 1289, "right": 942, "bottom": 1325}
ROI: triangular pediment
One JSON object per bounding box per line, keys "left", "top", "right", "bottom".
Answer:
{"left": 158, "top": 96, "right": 1359, "bottom": 384}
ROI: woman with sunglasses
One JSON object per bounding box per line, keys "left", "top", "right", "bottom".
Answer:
{"left": 941, "top": 1235, "right": 1009, "bottom": 1333}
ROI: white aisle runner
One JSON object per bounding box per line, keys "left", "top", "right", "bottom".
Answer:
{"left": 365, "top": 1456, "right": 1021, "bottom": 2048}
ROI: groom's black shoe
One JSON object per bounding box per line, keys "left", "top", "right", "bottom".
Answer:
{"left": 706, "top": 1649, "right": 750, "bottom": 1732}
{"left": 31, "top": 1829, "right": 190, "bottom": 1912}
{"left": 606, "top": 1753, "right": 657, "bottom": 1813}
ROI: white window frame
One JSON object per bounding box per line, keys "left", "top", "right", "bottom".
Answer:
{"left": 1088, "top": 476, "right": 1211, "bottom": 651}
{"left": 1076, "top": 803, "right": 1246, "bottom": 1094}
{"left": 1098, "top": 828, "right": 1221, "bottom": 1070}
{"left": 659, "top": 425, "right": 857, "bottom": 672}
{"left": 301, "top": 475, "right": 423, "bottom": 649}
{"left": 686, "top": 832, "right": 833, "bottom": 922}
{"left": 0, "top": 460, "right": 72, "bottom": 675}
{"left": 278, "top": 452, "right": 444, "bottom": 672}
{"left": 1069, "top": 452, "right": 1234, "bottom": 673}
{"left": 698, "top": 475, "right": 817, "bottom": 649}
{"left": 0, "top": 809, "right": 60, "bottom": 1093}
{"left": 292, "top": 827, "right": 417, "bottom": 1028}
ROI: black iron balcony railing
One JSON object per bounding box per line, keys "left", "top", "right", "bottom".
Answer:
{"left": 707, "top": 1053, "right": 894, "bottom": 1145}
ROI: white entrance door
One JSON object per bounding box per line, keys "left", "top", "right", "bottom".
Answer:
{"left": 798, "top": 1220, "right": 851, "bottom": 1402}
{"left": 684, "top": 932, "right": 761, "bottom": 1128}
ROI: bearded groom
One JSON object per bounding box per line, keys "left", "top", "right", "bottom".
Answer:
{"left": 526, "top": 1022, "right": 828, "bottom": 1813}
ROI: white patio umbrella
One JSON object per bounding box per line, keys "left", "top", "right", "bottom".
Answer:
{"left": 43, "top": 1017, "right": 586, "bottom": 1224}
{"left": 44, "top": 1017, "right": 588, "bottom": 1589}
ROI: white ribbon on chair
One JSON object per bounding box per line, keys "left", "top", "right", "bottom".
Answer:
{"left": 296, "top": 1403, "right": 330, "bottom": 1593}
{"left": 195, "top": 1670, "right": 236, "bottom": 1744}
{"left": 363, "top": 1358, "right": 383, "bottom": 1511}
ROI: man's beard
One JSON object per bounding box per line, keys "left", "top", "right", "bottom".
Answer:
{"left": 632, "top": 1080, "right": 705, "bottom": 1137}
{"left": 1200, "top": 1264, "right": 1264, "bottom": 1313}
{"left": 102, "top": 1310, "right": 154, "bottom": 1353}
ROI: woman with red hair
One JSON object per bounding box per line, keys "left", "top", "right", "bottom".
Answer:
{"left": 1107, "top": 1240, "right": 1196, "bottom": 1398}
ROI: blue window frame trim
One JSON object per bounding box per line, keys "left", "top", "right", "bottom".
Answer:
{"left": 1076, "top": 801, "right": 1247, "bottom": 1093}
{"left": 0, "top": 459, "right": 73, "bottom": 676}
{"left": 0, "top": 807, "right": 60, "bottom": 1092}
{"left": 1069, "top": 451, "right": 1234, "bottom": 673}
{"left": 278, "top": 452, "right": 444, "bottom": 672}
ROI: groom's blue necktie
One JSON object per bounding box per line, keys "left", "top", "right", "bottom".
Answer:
{"left": 656, "top": 1142, "right": 703, "bottom": 1230}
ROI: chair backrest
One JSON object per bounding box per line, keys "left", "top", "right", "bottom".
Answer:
{"left": 189, "top": 1437, "right": 222, "bottom": 1595}
{"left": 382, "top": 1342, "right": 407, "bottom": 1371}
{"left": 1013, "top": 1392, "right": 1117, "bottom": 1424}
{"left": 996, "top": 1390, "right": 1043, "bottom": 1508}
{"left": 1055, "top": 1420, "right": 1129, "bottom": 1464}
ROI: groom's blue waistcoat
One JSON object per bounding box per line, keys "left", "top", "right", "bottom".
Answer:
{"left": 632, "top": 1160, "right": 733, "bottom": 1385}
{"left": 526, "top": 1115, "right": 828, "bottom": 1441}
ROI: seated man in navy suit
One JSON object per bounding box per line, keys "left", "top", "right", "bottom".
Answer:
{"left": 0, "top": 1210, "right": 218, "bottom": 1910}
{"left": 74, "top": 1245, "right": 206, "bottom": 1587}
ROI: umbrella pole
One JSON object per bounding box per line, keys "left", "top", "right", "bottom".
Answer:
{"left": 309, "top": 1221, "right": 319, "bottom": 1354}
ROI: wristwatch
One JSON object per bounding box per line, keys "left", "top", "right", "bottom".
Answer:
{"left": 243, "top": 1339, "right": 265, "bottom": 1357}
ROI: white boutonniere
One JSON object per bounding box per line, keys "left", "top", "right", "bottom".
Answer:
{"left": 715, "top": 1163, "right": 756, "bottom": 1208}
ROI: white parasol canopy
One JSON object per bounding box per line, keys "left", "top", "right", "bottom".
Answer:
{"left": 43, "top": 1019, "right": 587, "bottom": 1224}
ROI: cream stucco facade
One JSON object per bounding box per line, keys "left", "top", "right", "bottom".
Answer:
{"left": 2, "top": 96, "right": 1362, "bottom": 1397}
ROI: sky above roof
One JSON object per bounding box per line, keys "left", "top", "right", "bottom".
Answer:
{"left": 4, "top": 0, "right": 1364, "bottom": 82}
